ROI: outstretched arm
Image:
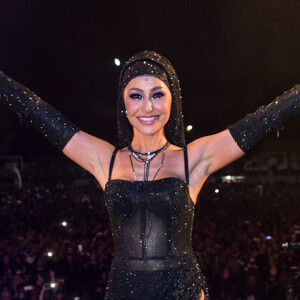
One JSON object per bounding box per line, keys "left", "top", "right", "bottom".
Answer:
{"left": 0, "top": 70, "right": 80, "bottom": 150}
{"left": 0, "top": 71, "right": 114, "bottom": 188}
{"left": 189, "top": 84, "right": 300, "bottom": 180}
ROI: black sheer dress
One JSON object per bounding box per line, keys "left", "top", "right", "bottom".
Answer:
{"left": 104, "top": 147, "right": 209, "bottom": 299}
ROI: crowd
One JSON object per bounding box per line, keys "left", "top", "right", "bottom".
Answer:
{"left": 0, "top": 181, "right": 299, "bottom": 299}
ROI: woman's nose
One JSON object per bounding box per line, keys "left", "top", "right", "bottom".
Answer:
{"left": 142, "top": 98, "right": 153, "bottom": 112}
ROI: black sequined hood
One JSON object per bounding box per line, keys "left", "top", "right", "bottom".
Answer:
{"left": 117, "top": 50, "right": 185, "bottom": 148}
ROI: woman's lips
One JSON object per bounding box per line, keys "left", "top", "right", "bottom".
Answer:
{"left": 137, "top": 115, "right": 159, "bottom": 124}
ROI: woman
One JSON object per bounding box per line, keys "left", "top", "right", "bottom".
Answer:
{"left": 1, "top": 50, "right": 300, "bottom": 299}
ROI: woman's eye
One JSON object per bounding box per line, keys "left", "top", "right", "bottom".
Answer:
{"left": 129, "top": 93, "right": 143, "bottom": 100}
{"left": 152, "top": 92, "right": 165, "bottom": 99}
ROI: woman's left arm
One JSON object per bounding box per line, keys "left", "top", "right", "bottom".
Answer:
{"left": 190, "top": 84, "right": 300, "bottom": 176}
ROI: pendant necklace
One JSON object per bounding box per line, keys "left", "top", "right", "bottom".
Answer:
{"left": 128, "top": 141, "right": 170, "bottom": 181}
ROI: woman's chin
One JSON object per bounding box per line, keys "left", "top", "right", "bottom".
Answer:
{"left": 133, "top": 126, "right": 165, "bottom": 138}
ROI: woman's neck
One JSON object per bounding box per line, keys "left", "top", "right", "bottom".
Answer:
{"left": 130, "top": 131, "right": 168, "bottom": 153}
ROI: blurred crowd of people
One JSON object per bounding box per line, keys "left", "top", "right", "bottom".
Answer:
{"left": 195, "top": 182, "right": 300, "bottom": 300}
{"left": 0, "top": 181, "right": 299, "bottom": 299}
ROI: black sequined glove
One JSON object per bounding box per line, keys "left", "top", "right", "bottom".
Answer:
{"left": 0, "top": 70, "right": 80, "bottom": 150}
{"left": 228, "top": 85, "right": 300, "bottom": 152}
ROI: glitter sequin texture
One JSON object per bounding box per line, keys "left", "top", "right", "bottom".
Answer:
{"left": 228, "top": 85, "right": 300, "bottom": 152}
{"left": 105, "top": 177, "right": 209, "bottom": 299}
{"left": 0, "top": 71, "right": 79, "bottom": 150}
{"left": 117, "top": 51, "right": 185, "bottom": 148}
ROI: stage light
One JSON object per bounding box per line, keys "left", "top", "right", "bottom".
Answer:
{"left": 214, "top": 189, "right": 219, "bottom": 194}
{"left": 47, "top": 251, "right": 53, "bottom": 257}
{"left": 186, "top": 125, "right": 193, "bottom": 132}
{"left": 50, "top": 282, "right": 56, "bottom": 288}
{"left": 61, "top": 221, "right": 67, "bottom": 227}
{"left": 114, "top": 58, "right": 121, "bottom": 66}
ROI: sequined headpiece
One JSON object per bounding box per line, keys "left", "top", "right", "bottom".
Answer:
{"left": 117, "top": 50, "right": 185, "bottom": 148}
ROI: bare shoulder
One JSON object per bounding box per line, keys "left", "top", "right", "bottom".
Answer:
{"left": 164, "top": 144, "right": 186, "bottom": 165}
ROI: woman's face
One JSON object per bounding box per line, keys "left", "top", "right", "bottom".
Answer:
{"left": 123, "top": 76, "right": 172, "bottom": 137}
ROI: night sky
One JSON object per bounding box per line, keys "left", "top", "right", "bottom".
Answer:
{"left": 1, "top": 0, "right": 300, "bottom": 156}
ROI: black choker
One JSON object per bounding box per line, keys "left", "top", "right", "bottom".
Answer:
{"left": 128, "top": 142, "right": 170, "bottom": 181}
{"left": 128, "top": 142, "right": 170, "bottom": 161}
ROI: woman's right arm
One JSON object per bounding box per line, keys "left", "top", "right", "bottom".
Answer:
{"left": 0, "top": 70, "right": 113, "bottom": 188}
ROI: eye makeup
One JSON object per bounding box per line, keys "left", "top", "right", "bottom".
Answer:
{"left": 129, "top": 93, "right": 143, "bottom": 100}
{"left": 128, "top": 91, "right": 165, "bottom": 101}
{"left": 152, "top": 92, "right": 165, "bottom": 99}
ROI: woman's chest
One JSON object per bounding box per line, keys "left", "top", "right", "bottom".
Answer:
{"left": 105, "top": 178, "right": 194, "bottom": 220}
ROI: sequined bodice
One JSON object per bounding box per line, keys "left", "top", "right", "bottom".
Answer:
{"left": 104, "top": 148, "right": 209, "bottom": 299}
{"left": 104, "top": 177, "right": 195, "bottom": 271}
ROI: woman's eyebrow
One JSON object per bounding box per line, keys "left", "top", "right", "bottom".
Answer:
{"left": 151, "top": 86, "right": 164, "bottom": 91}
{"left": 128, "top": 86, "right": 164, "bottom": 92}
{"left": 128, "top": 87, "right": 143, "bottom": 92}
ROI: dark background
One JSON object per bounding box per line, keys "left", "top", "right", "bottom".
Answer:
{"left": 1, "top": 0, "right": 300, "bottom": 157}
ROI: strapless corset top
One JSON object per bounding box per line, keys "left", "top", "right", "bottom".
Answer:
{"left": 104, "top": 178, "right": 195, "bottom": 269}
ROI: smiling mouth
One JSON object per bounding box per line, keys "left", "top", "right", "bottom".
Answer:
{"left": 137, "top": 116, "right": 159, "bottom": 122}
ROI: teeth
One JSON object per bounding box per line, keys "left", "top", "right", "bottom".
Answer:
{"left": 139, "top": 116, "right": 157, "bottom": 121}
